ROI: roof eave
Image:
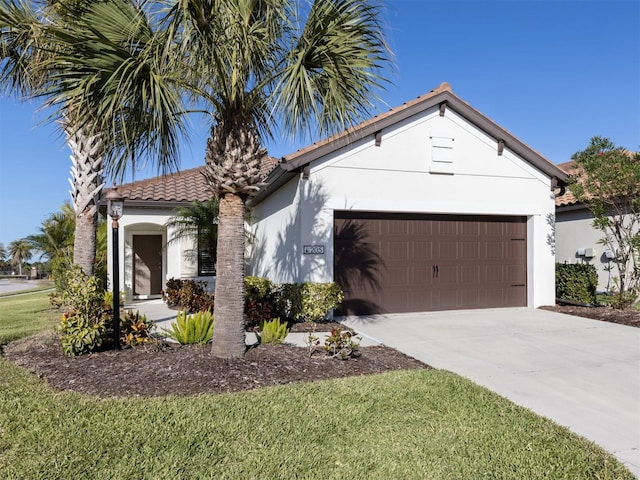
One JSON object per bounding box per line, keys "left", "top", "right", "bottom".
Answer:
{"left": 279, "top": 90, "right": 568, "bottom": 186}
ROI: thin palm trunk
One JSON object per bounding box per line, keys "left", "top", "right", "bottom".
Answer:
{"left": 212, "top": 193, "right": 247, "bottom": 358}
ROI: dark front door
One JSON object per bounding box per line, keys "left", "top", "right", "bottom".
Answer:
{"left": 133, "top": 235, "right": 163, "bottom": 296}
{"left": 334, "top": 212, "right": 527, "bottom": 315}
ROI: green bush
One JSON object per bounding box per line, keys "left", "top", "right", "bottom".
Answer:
{"left": 121, "top": 310, "right": 155, "bottom": 347}
{"left": 244, "top": 276, "right": 278, "bottom": 328}
{"left": 56, "top": 265, "right": 110, "bottom": 356}
{"left": 300, "top": 282, "right": 344, "bottom": 323}
{"left": 556, "top": 263, "right": 598, "bottom": 304}
{"left": 59, "top": 311, "right": 107, "bottom": 356}
{"left": 245, "top": 279, "right": 345, "bottom": 324}
{"left": 324, "top": 326, "right": 361, "bottom": 360}
{"left": 277, "top": 283, "right": 304, "bottom": 321}
{"left": 162, "top": 310, "right": 214, "bottom": 344}
{"left": 256, "top": 318, "right": 289, "bottom": 344}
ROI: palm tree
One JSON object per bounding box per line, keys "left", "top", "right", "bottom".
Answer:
{"left": 166, "top": 199, "right": 220, "bottom": 273}
{"left": 38, "top": 0, "right": 390, "bottom": 358}
{"left": 8, "top": 239, "right": 32, "bottom": 276}
{"left": 27, "top": 201, "right": 75, "bottom": 262}
{"left": 0, "top": 0, "right": 105, "bottom": 276}
{"left": 0, "top": 0, "right": 177, "bottom": 276}
{"left": 0, "top": 242, "right": 7, "bottom": 262}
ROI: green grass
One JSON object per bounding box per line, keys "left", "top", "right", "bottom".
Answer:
{"left": 0, "top": 290, "right": 58, "bottom": 345}
{"left": 0, "top": 293, "right": 634, "bottom": 479}
{"left": 0, "top": 366, "right": 631, "bottom": 479}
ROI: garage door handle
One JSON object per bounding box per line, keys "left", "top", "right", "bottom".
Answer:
{"left": 433, "top": 265, "right": 439, "bottom": 278}
{"left": 511, "top": 284, "right": 525, "bottom": 287}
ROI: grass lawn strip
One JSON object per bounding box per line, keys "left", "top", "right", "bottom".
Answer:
{"left": 0, "top": 292, "right": 634, "bottom": 479}
{"left": 0, "top": 290, "right": 58, "bottom": 345}
{"left": 0, "top": 364, "right": 632, "bottom": 478}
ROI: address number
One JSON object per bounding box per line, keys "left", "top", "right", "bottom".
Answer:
{"left": 303, "top": 245, "right": 324, "bottom": 255}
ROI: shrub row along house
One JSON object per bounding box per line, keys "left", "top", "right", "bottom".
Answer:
{"left": 103, "top": 83, "right": 570, "bottom": 315}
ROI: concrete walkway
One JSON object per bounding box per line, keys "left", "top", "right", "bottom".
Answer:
{"left": 340, "top": 308, "right": 640, "bottom": 477}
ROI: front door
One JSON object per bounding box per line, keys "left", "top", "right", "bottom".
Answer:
{"left": 133, "top": 235, "right": 163, "bottom": 296}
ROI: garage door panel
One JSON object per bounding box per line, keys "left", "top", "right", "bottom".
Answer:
{"left": 460, "top": 242, "right": 480, "bottom": 260}
{"left": 437, "top": 242, "right": 458, "bottom": 260}
{"left": 334, "top": 212, "right": 527, "bottom": 315}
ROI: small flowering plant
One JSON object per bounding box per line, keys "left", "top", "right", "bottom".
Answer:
{"left": 324, "top": 326, "right": 361, "bottom": 360}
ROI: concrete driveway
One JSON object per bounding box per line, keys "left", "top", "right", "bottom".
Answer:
{"left": 340, "top": 307, "right": 640, "bottom": 476}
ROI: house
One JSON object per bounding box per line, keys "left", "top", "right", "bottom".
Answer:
{"left": 554, "top": 160, "right": 636, "bottom": 294}
{"left": 105, "top": 82, "right": 568, "bottom": 314}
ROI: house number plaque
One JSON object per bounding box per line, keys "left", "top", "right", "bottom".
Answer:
{"left": 303, "top": 245, "right": 324, "bottom": 255}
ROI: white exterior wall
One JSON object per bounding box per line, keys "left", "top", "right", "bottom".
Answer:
{"left": 555, "top": 208, "right": 627, "bottom": 293}
{"left": 107, "top": 207, "right": 213, "bottom": 300}
{"left": 250, "top": 106, "right": 558, "bottom": 307}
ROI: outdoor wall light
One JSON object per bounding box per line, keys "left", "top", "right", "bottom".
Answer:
{"left": 105, "top": 188, "right": 125, "bottom": 349}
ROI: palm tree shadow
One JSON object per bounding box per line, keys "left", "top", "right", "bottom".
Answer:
{"left": 334, "top": 219, "right": 386, "bottom": 316}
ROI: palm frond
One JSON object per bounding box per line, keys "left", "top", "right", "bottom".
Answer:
{"left": 273, "top": 0, "right": 391, "bottom": 139}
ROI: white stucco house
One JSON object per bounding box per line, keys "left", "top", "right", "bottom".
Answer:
{"left": 554, "top": 161, "right": 637, "bottom": 294}
{"left": 104, "top": 82, "right": 568, "bottom": 314}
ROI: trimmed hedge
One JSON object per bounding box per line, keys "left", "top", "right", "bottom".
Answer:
{"left": 555, "top": 263, "right": 598, "bottom": 305}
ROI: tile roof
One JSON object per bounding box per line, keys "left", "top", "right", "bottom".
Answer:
{"left": 104, "top": 157, "right": 279, "bottom": 203}
{"left": 555, "top": 161, "right": 582, "bottom": 207}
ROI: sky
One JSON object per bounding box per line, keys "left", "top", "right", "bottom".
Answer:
{"left": 0, "top": 0, "right": 638, "bottom": 250}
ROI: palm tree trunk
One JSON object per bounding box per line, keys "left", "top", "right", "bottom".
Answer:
{"left": 64, "top": 118, "right": 104, "bottom": 276}
{"left": 74, "top": 210, "right": 97, "bottom": 277}
{"left": 211, "top": 193, "right": 247, "bottom": 358}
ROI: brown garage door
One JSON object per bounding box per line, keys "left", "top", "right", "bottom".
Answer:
{"left": 334, "top": 212, "right": 527, "bottom": 315}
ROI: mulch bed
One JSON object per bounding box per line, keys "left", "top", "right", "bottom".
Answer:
{"left": 2, "top": 332, "right": 428, "bottom": 398}
{"left": 4, "top": 305, "right": 637, "bottom": 400}
{"left": 539, "top": 304, "right": 640, "bottom": 328}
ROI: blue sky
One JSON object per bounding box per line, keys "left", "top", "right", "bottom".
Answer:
{"left": 0, "top": 0, "right": 638, "bottom": 250}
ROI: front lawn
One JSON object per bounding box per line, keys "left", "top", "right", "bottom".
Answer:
{"left": 0, "top": 289, "right": 58, "bottom": 344}
{"left": 0, "top": 293, "right": 633, "bottom": 479}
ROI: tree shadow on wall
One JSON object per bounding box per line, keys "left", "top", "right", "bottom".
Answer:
{"left": 334, "top": 219, "right": 386, "bottom": 316}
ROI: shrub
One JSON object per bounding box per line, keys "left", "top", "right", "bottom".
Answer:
{"left": 300, "top": 282, "right": 344, "bottom": 323}
{"left": 256, "top": 318, "right": 289, "bottom": 344}
{"left": 324, "top": 326, "right": 361, "bottom": 360}
{"left": 57, "top": 265, "right": 110, "bottom": 355}
{"left": 244, "top": 276, "right": 278, "bottom": 328}
{"left": 162, "top": 310, "right": 214, "bottom": 344}
{"left": 162, "top": 278, "right": 214, "bottom": 313}
{"left": 162, "top": 278, "right": 184, "bottom": 307}
{"left": 277, "top": 283, "right": 303, "bottom": 321}
{"left": 556, "top": 263, "right": 598, "bottom": 304}
{"left": 49, "top": 252, "right": 74, "bottom": 307}
{"left": 59, "top": 310, "right": 107, "bottom": 356}
{"left": 121, "top": 310, "right": 155, "bottom": 347}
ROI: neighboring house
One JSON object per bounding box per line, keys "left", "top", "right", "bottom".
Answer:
{"left": 554, "top": 161, "right": 633, "bottom": 293}
{"left": 104, "top": 82, "right": 568, "bottom": 313}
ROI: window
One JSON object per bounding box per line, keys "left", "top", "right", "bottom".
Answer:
{"left": 197, "top": 225, "right": 217, "bottom": 276}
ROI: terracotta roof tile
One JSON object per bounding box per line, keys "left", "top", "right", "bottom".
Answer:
{"left": 555, "top": 161, "right": 582, "bottom": 207}
{"left": 105, "top": 157, "right": 279, "bottom": 203}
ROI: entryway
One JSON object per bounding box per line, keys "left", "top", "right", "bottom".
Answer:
{"left": 132, "top": 234, "right": 163, "bottom": 297}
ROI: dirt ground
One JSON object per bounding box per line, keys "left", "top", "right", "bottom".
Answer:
{"left": 539, "top": 304, "right": 640, "bottom": 328}
{"left": 3, "top": 305, "right": 636, "bottom": 399}
{"left": 2, "top": 330, "right": 427, "bottom": 398}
